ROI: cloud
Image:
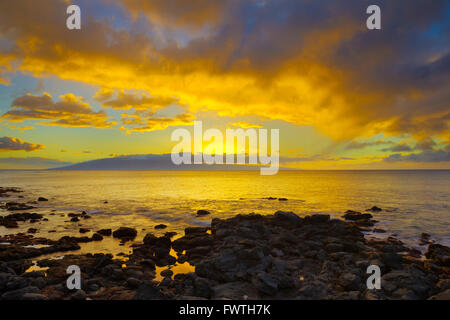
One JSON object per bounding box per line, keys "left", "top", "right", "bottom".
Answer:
{"left": 381, "top": 143, "right": 413, "bottom": 152}
{"left": 116, "top": 0, "right": 228, "bottom": 29}
{"left": 10, "top": 125, "right": 35, "bottom": 130}
{"left": 345, "top": 140, "right": 393, "bottom": 150}
{"left": 98, "top": 90, "right": 179, "bottom": 111}
{"left": 0, "top": 0, "right": 449, "bottom": 143}
{"left": 1, "top": 93, "right": 116, "bottom": 128}
{"left": 384, "top": 150, "right": 450, "bottom": 163}
{"left": 0, "top": 136, "right": 44, "bottom": 152}
{"left": 121, "top": 112, "right": 195, "bottom": 133}
{"left": 229, "top": 121, "right": 263, "bottom": 129}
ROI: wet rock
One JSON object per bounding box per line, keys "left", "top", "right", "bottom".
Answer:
{"left": 4, "top": 202, "right": 35, "bottom": 211}
{"left": 160, "top": 269, "right": 174, "bottom": 278}
{"left": 112, "top": 227, "right": 137, "bottom": 240}
{"left": 196, "top": 210, "right": 211, "bottom": 216}
{"left": 0, "top": 213, "right": 43, "bottom": 229}
{"left": 252, "top": 272, "right": 278, "bottom": 296}
{"left": 97, "top": 229, "right": 112, "bottom": 236}
{"left": 133, "top": 282, "right": 165, "bottom": 300}
{"left": 273, "top": 211, "right": 303, "bottom": 226}
{"left": 425, "top": 244, "right": 450, "bottom": 267}
{"left": 381, "top": 267, "right": 437, "bottom": 299}
{"left": 91, "top": 233, "right": 103, "bottom": 241}
{"left": 126, "top": 277, "right": 142, "bottom": 289}
{"left": 367, "top": 206, "right": 382, "bottom": 212}
{"left": 305, "top": 214, "right": 330, "bottom": 225}
{"left": 22, "top": 293, "right": 48, "bottom": 300}
{"left": 212, "top": 282, "right": 258, "bottom": 300}
{"left": 194, "top": 277, "right": 212, "bottom": 298}
{"left": 343, "top": 211, "right": 373, "bottom": 221}
{"left": 297, "top": 280, "right": 329, "bottom": 300}
{"left": 428, "top": 289, "right": 450, "bottom": 300}
{"left": 164, "top": 232, "right": 177, "bottom": 238}
{"left": 71, "top": 289, "right": 87, "bottom": 300}
{"left": 339, "top": 273, "right": 362, "bottom": 291}
{"left": 380, "top": 252, "right": 403, "bottom": 270}
{"left": 1, "top": 286, "right": 40, "bottom": 300}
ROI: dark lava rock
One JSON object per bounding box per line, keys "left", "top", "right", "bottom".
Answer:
{"left": 273, "top": 211, "right": 303, "bottom": 227}
{"left": 160, "top": 269, "right": 174, "bottom": 278}
{"left": 306, "top": 214, "right": 330, "bottom": 224}
{"left": 0, "top": 213, "right": 43, "bottom": 228}
{"left": 126, "top": 277, "right": 142, "bottom": 289}
{"left": 367, "top": 206, "right": 382, "bottom": 212}
{"left": 79, "top": 228, "right": 90, "bottom": 234}
{"left": 278, "top": 198, "right": 288, "bottom": 201}
{"left": 1, "top": 286, "right": 40, "bottom": 300}
{"left": 154, "top": 224, "right": 167, "bottom": 230}
{"left": 71, "top": 289, "right": 87, "bottom": 300}
{"left": 112, "top": 227, "right": 137, "bottom": 239}
{"left": 252, "top": 272, "right": 278, "bottom": 296}
{"left": 196, "top": 210, "right": 211, "bottom": 216}
{"left": 37, "top": 197, "right": 48, "bottom": 202}
{"left": 133, "top": 282, "right": 165, "bottom": 300}
{"left": 27, "top": 228, "right": 38, "bottom": 234}
{"left": 425, "top": 244, "right": 450, "bottom": 267}
{"left": 4, "top": 202, "right": 35, "bottom": 211}
{"left": 164, "top": 232, "right": 177, "bottom": 238}
{"left": 194, "top": 277, "right": 212, "bottom": 298}
{"left": 343, "top": 211, "right": 373, "bottom": 221}
{"left": 97, "top": 229, "right": 112, "bottom": 236}
{"left": 70, "top": 217, "right": 80, "bottom": 222}
{"left": 91, "top": 233, "right": 104, "bottom": 241}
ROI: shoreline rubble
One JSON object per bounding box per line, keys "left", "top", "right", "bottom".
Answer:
{"left": 0, "top": 186, "right": 449, "bottom": 300}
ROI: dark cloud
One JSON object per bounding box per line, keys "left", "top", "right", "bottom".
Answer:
{"left": 2, "top": 93, "right": 116, "bottom": 128}
{"left": 121, "top": 112, "right": 195, "bottom": 133}
{"left": 346, "top": 140, "right": 393, "bottom": 150}
{"left": 0, "top": 0, "right": 448, "bottom": 142}
{"left": 381, "top": 143, "right": 413, "bottom": 152}
{"left": 98, "top": 90, "right": 178, "bottom": 111}
{"left": 0, "top": 136, "right": 44, "bottom": 152}
{"left": 384, "top": 150, "right": 450, "bottom": 162}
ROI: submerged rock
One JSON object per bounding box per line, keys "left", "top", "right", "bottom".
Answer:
{"left": 112, "top": 227, "right": 137, "bottom": 240}
{"left": 97, "top": 229, "right": 112, "bottom": 236}
{"left": 196, "top": 210, "right": 211, "bottom": 217}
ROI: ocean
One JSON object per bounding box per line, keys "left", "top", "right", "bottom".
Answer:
{"left": 1, "top": 170, "right": 449, "bottom": 257}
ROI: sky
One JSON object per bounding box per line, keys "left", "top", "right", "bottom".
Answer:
{"left": 0, "top": 0, "right": 449, "bottom": 169}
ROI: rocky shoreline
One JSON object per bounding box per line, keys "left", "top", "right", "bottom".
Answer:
{"left": 0, "top": 187, "right": 449, "bottom": 300}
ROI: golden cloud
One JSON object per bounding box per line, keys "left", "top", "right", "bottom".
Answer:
{"left": 0, "top": 136, "right": 45, "bottom": 152}
{"left": 2, "top": 92, "right": 116, "bottom": 128}
{"left": 229, "top": 121, "right": 263, "bottom": 129}
{"left": 0, "top": 0, "right": 448, "bottom": 145}
{"left": 98, "top": 90, "right": 179, "bottom": 111}
{"left": 121, "top": 112, "right": 195, "bottom": 133}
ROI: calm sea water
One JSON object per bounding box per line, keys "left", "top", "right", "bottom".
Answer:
{"left": 1, "top": 170, "right": 449, "bottom": 252}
